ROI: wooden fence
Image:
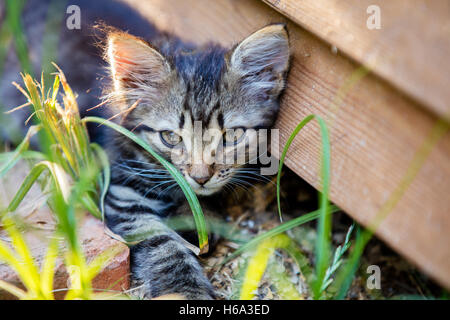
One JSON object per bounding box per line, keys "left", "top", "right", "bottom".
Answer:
{"left": 123, "top": 0, "right": 450, "bottom": 289}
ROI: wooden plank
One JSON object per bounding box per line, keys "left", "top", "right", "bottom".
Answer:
{"left": 121, "top": 0, "right": 450, "bottom": 289}
{"left": 262, "top": 0, "right": 450, "bottom": 121}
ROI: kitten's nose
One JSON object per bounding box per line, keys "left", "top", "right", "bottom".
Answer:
{"left": 190, "top": 164, "right": 213, "bottom": 186}
{"left": 192, "top": 175, "right": 210, "bottom": 185}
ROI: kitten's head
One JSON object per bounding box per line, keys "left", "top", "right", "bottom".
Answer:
{"left": 104, "top": 24, "right": 290, "bottom": 195}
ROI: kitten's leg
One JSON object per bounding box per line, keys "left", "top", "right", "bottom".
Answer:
{"left": 131, "top": 234, "right": 215, "bottom": 299}
{"left": 104, "top": 185, "right": 215, "bottom": 299}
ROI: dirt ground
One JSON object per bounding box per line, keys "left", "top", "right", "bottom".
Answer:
{"left": 203, "top": 168, "right": 446, "bottom": 300}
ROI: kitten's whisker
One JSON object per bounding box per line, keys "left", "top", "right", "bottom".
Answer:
{"left": 231, "top": 177, "right": 255, "bottom": 188}
{"left": 120, "top": 158, "right": 165, "bottom": 168}
{"left": 234, "top": 173, "right": 275, "bottom": 184}
{"left": 234, "top": 170, "right": 273, "bottom": 179}
{"left": 116, "top": 162, "right": 168, "bottom": 173}
{"left": 116, "top": 159, "right": 168, "bottom": 174}
{"left": 115, "top": 166, "right": 169, "bottom": 174}
{"left": 117, "top": 169, "right": 171, "bottom": 179}
{"left": 232, "top": 175, "right": 274, "bottom": 185}
{"left": 121, "top": 174, "right": 158, "bottom": 188}
{"left": 238, "top": 169, "right": 268, "bottom": 172}
{"left": 143, "top": 180, "right": 175, "bottom": 198}
{"left": 115, "top": 163, "right": 171, "bottom": 177}
{"left": 229, "top": 179, "right": 252, "bottom": 195}
{"left": 228, "top": 181, "right": 252, "bottom": 199}
{"left": 116, "top": 167, "right": 171, "bottom": 186}
{"left": 244, "top": 150, "right": 269, "bottom": 165}
{"left": 224, "top": 182, "right": 241, "bottom": 201}
{"left": 158, "top": 183, "right": 179, "bottom": 199}
{"left": 235, "top": 168, "right": 267, "bottom": 172}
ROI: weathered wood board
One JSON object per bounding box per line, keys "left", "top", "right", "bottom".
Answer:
{"left": 263, "top": 0, "right": 450, "bottom": 121}
{"left": 121, "top": 0, "right": 450, "bottom": 289}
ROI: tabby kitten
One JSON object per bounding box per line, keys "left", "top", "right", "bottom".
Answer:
{"left": 103, "top": 25, "right": 290, "bottom": 299}
{"left": 1, "top": 0, "right": 290, "bottom": 300}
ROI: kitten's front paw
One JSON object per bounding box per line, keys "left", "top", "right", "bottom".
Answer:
{"left": 131, "top": 237, "right": 216, "bottom": 300}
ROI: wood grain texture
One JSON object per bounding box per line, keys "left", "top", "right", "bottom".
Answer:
{"left": 121, "top": 0, "right": 450, "bottom": 289}
{"left": 262, "top": 0, "right": 450, "bottom": 121}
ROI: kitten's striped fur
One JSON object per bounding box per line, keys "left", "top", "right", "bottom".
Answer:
{"left": 1, "top": 0, "right": 290, "bottom": 299}
{"left": 103, "top": 24, "right": 290, "bottom": 299}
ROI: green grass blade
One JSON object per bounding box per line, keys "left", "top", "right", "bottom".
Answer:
{"left": 3, "top": 163, "right": 46, "bottom": 216}
{"left": 275, "top": 114, "right": 331, "bottom": 298}
{"left": 80, "top": 194, "right": 102, "bottom": 219}
{"left": 320, "top": 223, "right": 354, "bottom": 294}
{"left": 0, "top": 280, "right": 27, "bottom": 299}
{"left": 41, "top": 0, "right": 66, "bottom": 84}
{"left": 83, "top": 116, "right": 209, "bottom": 253}
{"left": 90, "top": 143, "right": 110, "bottom": 221}
{"left": 2, "top": 160, "right": 72, "bottom": 218}
{"left": 51, "top": 178, "right": 93, "bottom": 299}
{"left": 333, "top": 226, "right": 371, "bottom": 299}
{"left": 0, "top": 238, "right": 21, "bottom": 270}
{"left": 223, "top": 205, "right": 339, "bottom": 264}
{"left": 0, "top": 5, "right": 23, "bottom": 143}
{"left": 0, "top": 125, "right": 41, "bottom": 178}
{"left": 2, "top": 215, "right": 42, "bottom": 297}
{"left": 40, "top": 236, "right": 59, "bottom": 300}
{"left": 20, "top": 74, "right": 54, "bottom": 155}
{"left": 0, "top": 150, "right": 45, "bottom": 162}
{"left": 38, "top": 161, "right": 72, "bottom": 202}
{"left": 277, "top": 114, "right": 313, "bottom": 222}
{"left": 0, "top": 12, "right": 13, "bottom": 77}
{"left": 5, "top": 0, "right": 33, "bottom": 75}
{"left": 0, "top": 241, "right": 39, "bottom": 297}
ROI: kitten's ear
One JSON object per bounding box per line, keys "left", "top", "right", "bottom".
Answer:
{"left": 105, "top": 31, "right": 171, "bottom": 103}
{"left": 229, "top": 24, "right": 290, "bottom": 100}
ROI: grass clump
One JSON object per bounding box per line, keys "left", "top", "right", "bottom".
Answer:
{"left": 0, "top": 67, "right": 122, "bottom": 299}
{"left": 0, "top": 65, "right": 209, "bottom": 298}
{"left": 2, "top": 66, "right": 103, "bottom": 218}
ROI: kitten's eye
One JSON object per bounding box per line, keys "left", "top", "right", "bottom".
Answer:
{"left": 223, "top": 127, "right": 246, "bottom": 146}
{"left": 160, "top": 130, "right": 182, "bottom": 147}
